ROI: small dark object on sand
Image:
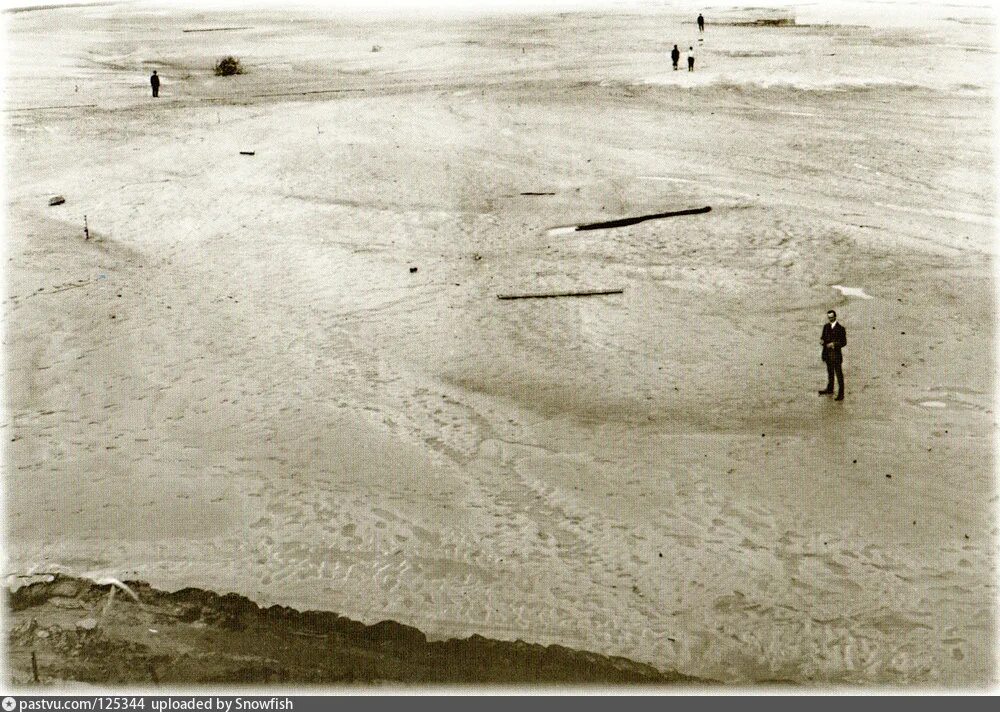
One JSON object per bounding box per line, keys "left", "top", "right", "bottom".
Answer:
{"left": 48, "top": 196, "right": 65, "bottom": 206}
{"left": 409, "top": 267, "right": 418, "bottom": 273}
{"left": 215, "top": 56, "right": 244, "bottom": 76}
{"left": 239, "top": 151, "right": 255, "bottom": 156}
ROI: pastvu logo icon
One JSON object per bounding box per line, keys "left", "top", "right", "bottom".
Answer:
{"left": 3, "top": 696, "right": 16, "bottom": 712}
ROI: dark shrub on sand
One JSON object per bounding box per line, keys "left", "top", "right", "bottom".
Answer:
{"left": 214, "top": 56, "right": 245, "bottom": 76}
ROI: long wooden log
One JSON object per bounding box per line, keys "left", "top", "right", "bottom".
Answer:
{"left": 3, "top": 104, "right": 97, "bottom": 112}
{"left": 575, "top": 206, "right": 711, "bottom": 231}
{"left": 245, "top": 88, "right": 366, "bottom": 100}
{"left": 497, "top": 289, "right": 624, "bottom": 300}
{"left": 182, "top": 27, "right": 252, "bottom": 33}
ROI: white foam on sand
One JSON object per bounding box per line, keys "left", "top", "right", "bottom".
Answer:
{"left": 831, "top": 285, "right": 873, "bottom": 299}
{"left": 919, "top": 400, "right": 949, "bottom": 408}
{"left": 640, "top": 73, "right": 982, "bottom": 94}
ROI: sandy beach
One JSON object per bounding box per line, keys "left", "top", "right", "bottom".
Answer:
{"left": 3, "top": 0, "right": 996, "bottom": 685}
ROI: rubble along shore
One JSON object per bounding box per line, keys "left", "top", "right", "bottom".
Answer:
{"left": 6, "top": 575, "right": 711, "bottom": 687}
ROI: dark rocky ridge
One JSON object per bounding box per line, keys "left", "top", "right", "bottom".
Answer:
{"left": 6, "top": 575, "right": 709, "bottom": 686}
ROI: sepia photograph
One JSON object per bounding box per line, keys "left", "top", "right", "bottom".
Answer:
{"left": 1, "top": 0, "right": 996, "bottom": 692}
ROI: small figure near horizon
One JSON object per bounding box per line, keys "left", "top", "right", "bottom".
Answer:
{"left": 819, "top": 310, "right": 847, "bottom": 401}
{"left": 687, "top": 47, "right": 695, "bottom": 71}
{"left": 150, "top": 70, "right": 160, "bottom": 98}
{"left": 671, "top": 44, "right": 680, "bottom": 70}
{"left": 698, "top": 13, "right": 705, "bottom": 32}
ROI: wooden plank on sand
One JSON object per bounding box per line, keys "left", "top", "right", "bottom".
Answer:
{"left": 182, "top": 27, "right": 252, "bottom": 33}
{"left": 497, "top": 289, "right": 624, "bottom": 300}
{"left": 575, "top": 206, "right": 711, "bottom": 231}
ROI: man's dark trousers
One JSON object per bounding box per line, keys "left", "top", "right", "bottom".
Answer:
{"left": 825, "top": 359, "right": 844, "bottom": 398}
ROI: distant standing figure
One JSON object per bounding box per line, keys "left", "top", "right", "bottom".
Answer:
{"left": 687, "top": 47, "right": 695, "bottom": 71}
{"left": 819, "top": 310, "right": 847, "bottom": 400}
{"left": 150, "top": 70, "right": 160, "bottom": 98}
{"left": 671, "top": 44, "right": 680, "bottom": 70}
{"left": 698, "top": 13, "right": 705, "bottom": 32}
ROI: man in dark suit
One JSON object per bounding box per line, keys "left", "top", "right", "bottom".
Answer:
{"left": 150, "top": 70, "right": 160, "bottom": 98}
{"left": 819, "top": 310, "right": 846, "bottom": 400}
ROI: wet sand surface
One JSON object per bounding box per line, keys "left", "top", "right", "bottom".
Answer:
{"left": 4, "top": 2, "right": 995, "bottom": 685}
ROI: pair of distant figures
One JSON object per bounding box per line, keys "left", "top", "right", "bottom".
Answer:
{"left": 671, "top": 45, "right": 696, "bottom": 71}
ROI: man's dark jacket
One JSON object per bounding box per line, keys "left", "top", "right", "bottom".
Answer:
{"left": 821, "top": 322, "right": 847, "bottom": 364}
